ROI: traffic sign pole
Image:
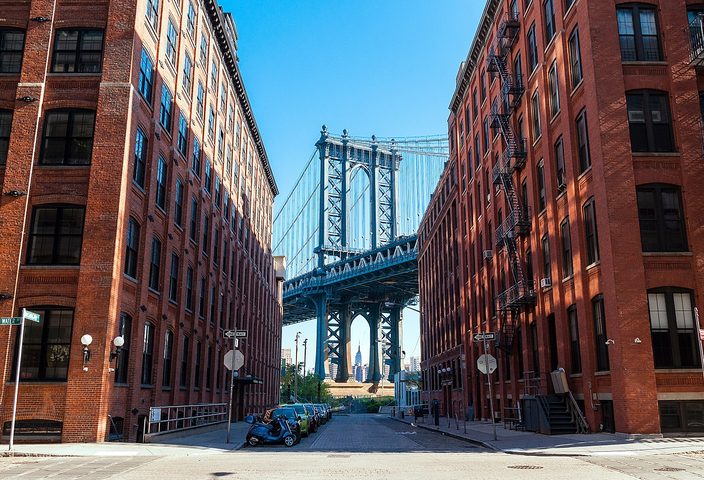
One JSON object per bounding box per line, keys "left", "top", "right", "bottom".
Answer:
{"left": 227, "top": 335, "right": 235, "bottom": 444}
{"left": 483, "top": 336, "right": 497, "bottom": 441}
{"left": 9, "top": 313, "right": 27, "bottom": 451}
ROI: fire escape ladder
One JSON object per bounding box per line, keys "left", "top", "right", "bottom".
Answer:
{"left": 488, "top": 14, "right": 534, "bottom": 353}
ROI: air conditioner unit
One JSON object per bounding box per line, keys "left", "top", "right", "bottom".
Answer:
{"left": 483, "top": 250, "right": 493, "bottom": 261}
{"left": 540, "top": 277, "right": 552, "bottom": 289}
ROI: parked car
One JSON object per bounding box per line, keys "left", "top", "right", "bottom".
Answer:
{"left": 304, "top": 403, "right": 320, "bottom": 431}
{"left": 314, "top": 404, "right": 328, "bottom": 424}
{"left": 265, "top": 407, "right": 301, "bottom": 442}
{"left": 288, "top": 403, "right": 313, "bottom": 436}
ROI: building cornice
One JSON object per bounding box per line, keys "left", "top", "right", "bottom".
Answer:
{"left": 448, "top": 0, "right": 500, "bottom": 114}
{"left": 203, "top": 0, "right": 279, "bottom": 196}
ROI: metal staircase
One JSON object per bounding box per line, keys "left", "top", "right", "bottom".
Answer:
{"left": 487, "top": 13, "right": 536, "bottom": 352}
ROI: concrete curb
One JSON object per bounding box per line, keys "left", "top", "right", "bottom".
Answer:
{"left": 388, "top": 416, "right": 497, "bottom": 451}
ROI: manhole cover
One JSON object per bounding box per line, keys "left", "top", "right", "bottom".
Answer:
{"left": 655, "top": 467, "right": 685, "bottom": 472}
{"left": 508, "top": 465, "right": 544, "bottom": 470}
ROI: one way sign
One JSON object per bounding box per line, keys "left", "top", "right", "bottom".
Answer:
{"left": 224, "top": 330, "right": 247, "bottom": 339}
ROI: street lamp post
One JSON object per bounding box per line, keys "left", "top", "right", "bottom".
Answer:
{"left": 302, "top": 339, "right": 308, "bottom": 378}
{"left": 294, "top": 331, "right": 301, "bottom": 401}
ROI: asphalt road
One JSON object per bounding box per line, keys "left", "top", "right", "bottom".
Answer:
{"left": 1, "top": 415, "right": 704, "bottom": 480}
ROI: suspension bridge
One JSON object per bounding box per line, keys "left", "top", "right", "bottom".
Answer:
{"left": 273, "top": 126, "right": 448, "bottom": 382}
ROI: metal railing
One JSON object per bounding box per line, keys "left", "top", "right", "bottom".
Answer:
{"left": 144, "top": 403, "right": 228, "bottom": 441}
{"left": 691, "top": 16, "right": 704, "bottom": 65}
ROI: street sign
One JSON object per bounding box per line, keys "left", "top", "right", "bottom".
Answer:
{"left": 474, "top": 332, "right": 496, "bottom": 342}
{"left": 22, "top": 309, "right": 40, "bottom": 323}
{"left": 234, "top": 330, "right": 247, "bottom": 339}
{"left": 0, "top": 318, "right": 21, "bottom": 326}
{"left": 224, "top": 330, "right": 236, "bottom": 338}
{"left": 223, "top": 349, "right": 244, "bottom": 371}
{"left": 477, "top": 354, "right": 497, "bottom": 374}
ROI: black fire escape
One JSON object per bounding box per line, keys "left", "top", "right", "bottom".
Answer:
{"left": 487, "top": 12, "right": 536, "bottom": 352}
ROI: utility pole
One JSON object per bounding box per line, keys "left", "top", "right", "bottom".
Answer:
{"left": 294, "top": 331, "right": 301, "bottom": 401}
{"left": 303, "top": 339, "right": 308, "bottom": 377}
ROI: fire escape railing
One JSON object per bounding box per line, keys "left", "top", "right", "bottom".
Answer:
{"left": 486, "top": 12, "right": 536, "bottom": 352}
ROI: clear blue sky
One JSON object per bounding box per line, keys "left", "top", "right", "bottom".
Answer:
{"left": 225, "top": 0, "right": 482, "bottom": 370}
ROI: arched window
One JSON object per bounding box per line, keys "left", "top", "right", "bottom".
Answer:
{"left": 648, "top": 288, "right": 699, "bottom": 369}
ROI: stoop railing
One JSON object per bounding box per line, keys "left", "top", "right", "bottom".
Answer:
{"left": 143, "top": 402, "right": 228, "bottom": 442}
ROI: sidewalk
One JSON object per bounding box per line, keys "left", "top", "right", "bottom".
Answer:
{"left": 391, "top": 415, "right": 704, "bottom": 457}
{"left": 1, "top": 423, "right": 250, "bottom": 457}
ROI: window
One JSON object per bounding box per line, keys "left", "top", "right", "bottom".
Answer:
{"left": 188, "top": 202, "right": 202, "bottom": 250}
{"left": 186, "top": 2, "right": 196, "bottom": 38}
{"left": 0, "top": 29, "right": 25, "bottom": 73}
{"left": 194, "top": 341, "right": 201, "bottom": 388}
{"left": 115, "top": 313, "right": 131, "bottom": 383}
{"left": 213, "top": 230, "right": 220, "bottom": 265}
{"left": 159, "top": 84, "right": 173, "bottom": 131}
{"left": 649, "top": 289, "right": 699, "bottom": 369}
{"left": 626, "top": 90, "right": 674, "bottom": 153}
{"left": 576, "top": 110, "right": 591, "bottom": 172}
{"left": 198, "top": 277, "right": 206, "bottom": 317}
{"left": 141, "top": 322, "right": 155, "bottom": 385}
{"left": 182, "top": 54, "right": 193, "bottom": 93}
{"left": 541, "top": 234, "right": 551, "bottom": 283}
{"left": 206, "top": 345, "right": 212, "bottom": 389}
{"left": 480, "top": 70, "right": 486, "bottom": 102}
{"left": 169, "top": 253, "right": 179, "bottom": 302}
{"left": 207, "top": 106, "right": 215, "bottom": 140}
{"left": 204, "top": 161, "right": 212, "bottom": 193}
{"left": 15, "top": 308, "right": 73, "bottom": 381}
{"left": 636, "top": 184, "right": 687, "bottom": 252}
{"left": 592, "top": 295, "right": 610, "bottom": 371}
{"left": 548, "top": 61, "right": 559, "bottom": 117}
{"left": 185, "top": 266, "right": 194, "bottom": 311}
{"left": 133, "top": 128, "right": 147, "bottom": 187}
{"left": 163, "top": 330, "right": 173, "bottom": 387}
{"left": 210, "top": 60, "right": 218, "bottom": 91}
{"left": 617, "top": 5, "right": 661, "bottom": 61}
{"left": 27, "top": 205, "right": 85, "bottom": 265}
{"left": 149, "top": 237, "right": 162, "bottom": 291}
{"left": 560, "top": 217, "right": 573, "bottom": 278}
{"left": 531, "top": 90, "right": 541, "bottom": 140}
{"left": 567, "top": 306, "right": 581, "bottom": 373}
{"left": 482, "top": 117, "right": 489, "bottom": 155}
{"left": 583, "top": 198, "right": 600, "bottom": 265}
{"left": 40, "top": 110, "right": 95, "bottom": 165}
{"left": 155, "top": 156, "right": 167, "bottom": 210}
{"left": 199, "top": 36, "right": 208, "bottom": 65}
{"left": 196, "top": 82, "right": 204, "bottom": 119}
{"left": 554, "top": 137, "right": 566, "bottom": 191}
{"left": 202, "top": 215, "right": 210, "bottom": 255}
{"left": 544, "top": 0, "right": 556, "bottom": 43}
{"left": 177, "top": 114, "right": 188, "bottom": 156}
{"left": 145, "top": 0, "right": 159, "bottom": 31}
{"left": 214, "top": 176, "right": 221, "bottom": 208}
{"left": 511, "top": 0, "right": 519, "bottom": 18}
{"left": 537, "top": 160, "right": 546, "bottom": 212}
{"left": 51, "top": 29, "right": 103, "bottom": 73}
{"left": 124, "top": 218, "right": 140, "bottom": 278}
{"left": 174, "top": 179, "right": 184, "bottom": 227}
{"left": 138, "top": 49, "right": 154, "bottom": 103}
{"left": 0, "top": 110, "right": 11, "bottom": 165}
{"left": 180, "top": 336, "right": 189, "bottom": 388}
{"left": 192, "top": 138, "right": 201, "bottom": 176}
{"left": 165, "top": 21, "right": 177, "bottom": 66}
{"left": 568, "top": 28, "right": 583, "bottom": 88}
{"left": 528, "top": 23, "right": 538, "bottom": 73}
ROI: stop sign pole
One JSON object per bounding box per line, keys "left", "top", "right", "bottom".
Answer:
{"left": 475, "top": 333, "right": 497, "bottom": 441}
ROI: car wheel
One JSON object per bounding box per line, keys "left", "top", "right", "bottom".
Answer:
{"left": 247, "top": 436, "right": 258, "bottom": 447}
{"left": 284, "top": 435, "right": 296, "bottom": 447}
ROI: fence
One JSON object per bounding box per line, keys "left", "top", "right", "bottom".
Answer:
{"left": 143, "top": 403, "right": 228, "bottom": 442}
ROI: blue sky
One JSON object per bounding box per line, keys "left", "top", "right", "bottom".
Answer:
{"left": 225, "top": 0, "right": 481, "bottom": 369}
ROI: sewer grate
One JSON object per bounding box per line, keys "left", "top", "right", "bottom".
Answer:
{"left": 655, "top": 467, "right": 685, "bottom": 472}
{"left": 508, "top": 465, "right": 544, "bottom": 470}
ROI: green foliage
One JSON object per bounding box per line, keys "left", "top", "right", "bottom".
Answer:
{"left": 279, "top": 365, "right": 332, "bottom": 404}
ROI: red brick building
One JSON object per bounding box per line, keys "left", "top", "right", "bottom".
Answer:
{"left": 0, "top": 0, "right": 283, "bottom": 442}
{"left": 420, "top": 0, "right": 704, "bottom": 435}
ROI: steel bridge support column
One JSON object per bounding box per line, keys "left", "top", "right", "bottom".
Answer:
{"left": 336, "top": 304, "right": 352, "bottom": 382}
{"left": 387, "top": 305, "right": 404, "bottom": 381}
{"left": 367, "top": 303, "right": 382, "bottom": 383}
{"left": 370, "top": 141, "right": 378, "bottom": 249}
{"left": 313, "top": 294, "right": 328, "bottom": 380}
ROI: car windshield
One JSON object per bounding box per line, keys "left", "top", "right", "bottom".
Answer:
{"left": 272, "top": 408, "right": 296, "bottom": 420}
{"left": 292, "top": 405, "right": 306, "bottom": 415}
{"left": 306, "top": 404, "right": 316, "bottom": 413}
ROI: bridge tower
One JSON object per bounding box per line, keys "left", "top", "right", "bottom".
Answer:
{"left": 312, "top": 126, "right": 404, "bottom": 383}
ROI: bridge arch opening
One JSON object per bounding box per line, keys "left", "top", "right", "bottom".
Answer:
{"left": 348, "top": 165, "right": 372, "bottom": 251}
{"left": 349, "top": 314, "right": 370, "bottom": 382}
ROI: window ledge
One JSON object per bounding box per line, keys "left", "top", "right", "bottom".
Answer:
{"left": 622, "top": 61, "right": 668, "bottom": 66}
{"left": 21, "top": 265, "right": 80, "bottom": 270}
{"left": 642, "top": 251, "right": 692, "bottom": 257}
{"left": 569, "top": 373, "right": 583, "bottom": 378}
{"left": 655, "top": 368, "right": 704, "bottom": 373}
{"left": 35, "top": 164, "right": 91, "bottom": 169}
{"left": 586, "top": 261, "right": 600, "bottom": 271}
{"left": 147, "top": 288, "right": 161, "bottom": 296}
{"left": 114, "top": 383, "right": 129, "bottom": 387}
{"left": 577, "top": 166, "right": 593, "bottom": 181}
{"left": 632, "top": 152, "right": 679, "bottom": 157}
{"left": 570, "top": 80, "right": 585, "bottom": 97}
{"left": 594, "top": 371, "right": 611, "bottom": 376}
{"left": 141, "top": 384, "right": 154, "bottom": 389}
{"left": 46, "top": 73, "right": 102, "bottom": 77}
{"left": 5, "top": 381, "right": 68, "bottom": 385}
